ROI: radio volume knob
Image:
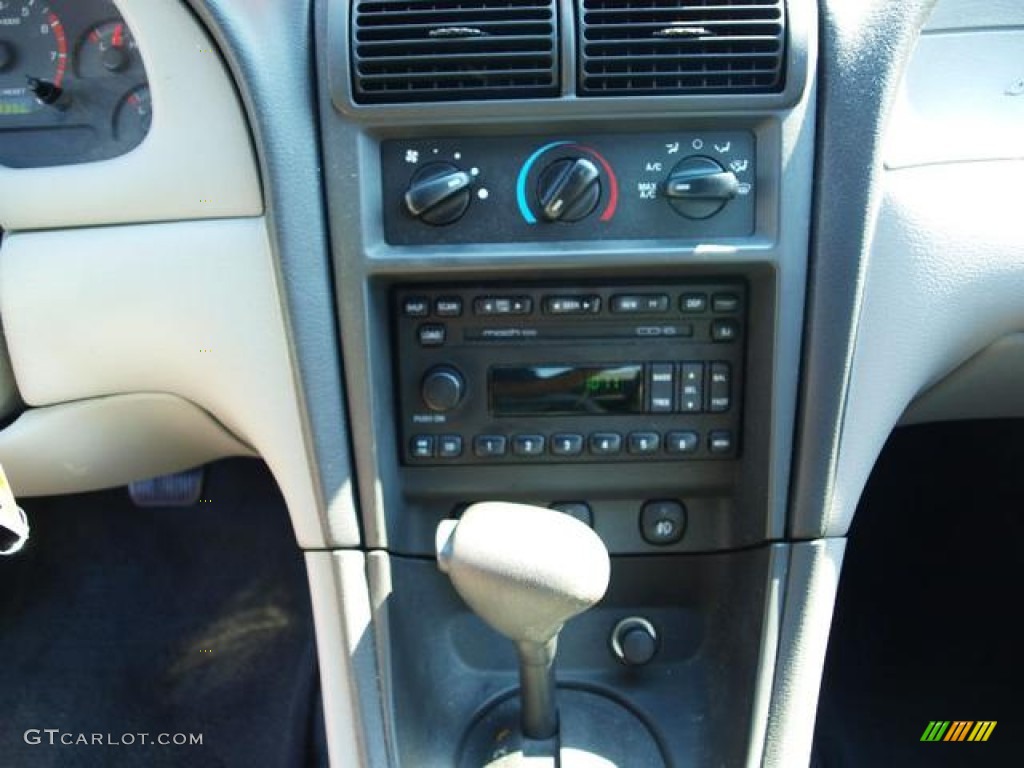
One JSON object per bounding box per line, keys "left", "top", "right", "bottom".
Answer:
{"left": 421, "top": 366, "right": 465, "bottom": 412}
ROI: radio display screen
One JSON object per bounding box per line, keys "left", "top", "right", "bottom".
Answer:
{"left": 490, "top": 364, "right": 644, "bottom": 416}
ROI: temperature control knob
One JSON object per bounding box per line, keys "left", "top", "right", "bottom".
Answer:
{"left": 421, "top": 366, "right": 465, "bottom": 413}
{"left": 663, "top": 156, "right": 738, "bottom": 220}
{"left": 536, "top": 157, "right": 601, "bottom": 222}
{"left": 404, "top": 163, "right": 473, "bottom": 226}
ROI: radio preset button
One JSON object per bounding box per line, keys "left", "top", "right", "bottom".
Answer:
{"left": 712, "top": 293, "right": 740, "bottom": 313}
{"left": 474, "top": 435, "right": 508, "bottom": 457}
{"left": 551, "top": 434, "right": 584, "bottom": 456}
{"left": 438, "top": 435, "right": 463, "bottom": 458}
{"left": 648, "top": 363, "right": 675, "bottom": 413}
{"left": 474, "top": 296, "right": 533, "bottom": 316}
{"left": 711, "top": 319, "right": 739, "bottom": 342}
{"left": 543, "top": 295, "right": 601, "bottom": 315}
{"left": 589, "top": 433, "right": 623, "bottom": 455}
{"left": 666, "top": 431, "right": 699, "bottom": 455}
{"left": 403, "top": 297, "right": 431, "bottom": 317}
{"left": 709, "top": 362, "right": 732, "bottom": 412}
{"left": 709, "top": 431, "right": 734, "bottom": 454}
{"left": 628, "top": 432, "right": 661, "bottom": 455}
{"left": 418, "top": 324, "right": 447, "bottom": 347}
{"left": 680, "top": 293, "right": 708, "bottom": 313}
{"left": 611, "top": 294, "right": 670, "bottom": 314}
{"left": 679, "top": 363, "right": 704, "bottom": 412}
{"left": 512, "top": 434, "right": 545, "bottom": 457}
{"left": 435, "top": 297, "right": 463, "bottom": 317}
{"left": 410, "top": 435, "right": 435, "bottom": 459}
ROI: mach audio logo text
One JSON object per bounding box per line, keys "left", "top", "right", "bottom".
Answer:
{"left": 920, "top": 721, "right": 996, "bottom": 742}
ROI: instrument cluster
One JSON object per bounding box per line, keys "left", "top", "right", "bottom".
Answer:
{"left": 0, "top": 0, "right": 150, "bottom": 168}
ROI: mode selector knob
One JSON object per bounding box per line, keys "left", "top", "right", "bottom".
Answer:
{"left": 536, "top": 157, "right": 602, "bottom": 222}
{"left": 421, "top": 366, "right": 465, "bottom": 413}
{"left": 663, "top": 156, "right": 739, "bottom": 220}
{"left": 404, "top": 163, "right": 473, "bottom": 226}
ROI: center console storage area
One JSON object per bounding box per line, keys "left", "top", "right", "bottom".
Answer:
{"left": 314, "top": 0, "right": 818, "bottom": 763}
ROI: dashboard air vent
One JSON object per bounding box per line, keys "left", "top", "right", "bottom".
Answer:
{"left": 578, "top": 0, "right": 786, "bottom": 96}
{"left": 352, "top": 1, "right": 559, "bottom": 104}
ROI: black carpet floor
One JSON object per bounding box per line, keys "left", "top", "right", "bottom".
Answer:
{"left": 0, "top": 459, "right": 326, "bottom": 767}
{"left": 813, "top": 420, "right": 1024, "bottom": 768}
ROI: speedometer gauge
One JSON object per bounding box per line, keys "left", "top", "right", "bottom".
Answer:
{"left": 0, "top": 0, "right": 68, "bottom": 115}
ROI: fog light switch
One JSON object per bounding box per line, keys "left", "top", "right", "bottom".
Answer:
{"left": 640, "top": 500, "right": 686, "bottom": 545}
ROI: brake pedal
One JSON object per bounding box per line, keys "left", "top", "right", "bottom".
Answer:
{"left": 129, "top": 468, "right": 204, "bottom": 507}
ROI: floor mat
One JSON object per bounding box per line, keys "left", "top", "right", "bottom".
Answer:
{"left": 0, "top": 459, "right": 326, "bottom": 767}
{"left": 813, "top": 420, "right": 1024, "bottom": 767}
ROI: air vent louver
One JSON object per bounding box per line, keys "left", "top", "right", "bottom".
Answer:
{"left": 352, "top": 1, "right": 559, "bottom": 103}
{"left": 578, "top": 0, "right": 785, "bottom": 96}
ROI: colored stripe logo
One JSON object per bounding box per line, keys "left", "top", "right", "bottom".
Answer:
{"left": 921, "top": 721, "right": 996, "bottom": 742}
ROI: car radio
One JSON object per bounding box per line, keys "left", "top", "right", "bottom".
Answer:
{"left": 393, "top": 281, "right": 746, "bottom": 465}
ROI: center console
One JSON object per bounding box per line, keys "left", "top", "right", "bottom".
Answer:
{"left": 314, "top": 0, "right": 818, "bottom": 764}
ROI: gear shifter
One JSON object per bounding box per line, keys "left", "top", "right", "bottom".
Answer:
{"left": 436, "top": 502, "right": 610, "bottom": 740}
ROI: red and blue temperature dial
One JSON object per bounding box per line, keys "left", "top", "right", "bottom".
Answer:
{"left": 516, "top": 141, "right": 620, "bottom": 224}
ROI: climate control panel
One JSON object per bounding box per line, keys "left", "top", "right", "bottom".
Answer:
{"left": 381, "top": 132, "right": 756, "bottom": 245}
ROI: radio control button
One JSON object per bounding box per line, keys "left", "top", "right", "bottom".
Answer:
{"left": 543, "top": 295, "right": 601, "bottom": 315}
{"left": 666, "top": 431, "right": 699, "bottom": 455}
{"left": 712, "top": 293, "right": 740, "bottom": 313}
{"left": 512, "top": 434, "right": 546, "bottom": 457}
{"left": 474, "top": 435, "right": 508, "bottom": 458}
{"left": 711, "top": 319, "right": 739, "bottom": 342}
{"left": 680, "top": 293, "right": 708, "bottom": 313}
{"left": 410, "top": 435, "right": 435, "bottom": 459}
{"left": 418, "top": 324, "right": 447, "bottom": 347}
{"left": 589, "top": 433, "right": 623, "bottom": 455}
{"left": 709, "top": 362, "right": 732, "bottom": 412}
{"left": 438, "top": 435, "right": 463, "bottom": 458}
{"left": 474, "top": 296, "right": 532, "bottom": 316}
{"left": 403, "top": 297, "right": 431, "bottom": 317}
{"left": 640, "top": 500, "right": 686, "bottom": 545}
{"left": 679, "top": 363, "right": 705, "bottom": 412}
{"left": 628, "top": 432, "right": 661, "bottom": 455}
{"left": 551, "top": 434, "right": 584, "bottom": 456}
{"left": 611, "top": 294, "right": 670, "bottom": 314}
{"left": 421, "top": 366, "right": 464, "bottom": 412}
{"left": 709, "top": 430, "right": 734, "bottom": 454}
{"left": 648, "top": 363, "right": 675, "bottom": 413}
{"left": 435, "top": 297, "right": 463, "bottom": 317}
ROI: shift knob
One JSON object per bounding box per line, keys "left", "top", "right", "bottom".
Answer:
{"left": 437, "top": 502, "right": 610, "bottom": 740}
{"left": 437, "top": 502, "right": 609, "bottom": 645}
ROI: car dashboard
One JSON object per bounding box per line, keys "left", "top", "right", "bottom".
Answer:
{"left": 0, "top": 0, "right": 1021, "bottom": 765}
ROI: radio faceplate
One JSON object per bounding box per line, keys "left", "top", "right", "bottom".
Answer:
{"left": 394, "top": 281, "right": 746, "bottom": 466}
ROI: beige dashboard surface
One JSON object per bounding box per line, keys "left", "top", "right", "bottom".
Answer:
{"left": 0, "top": 218, "right": 335, "bottom": 547}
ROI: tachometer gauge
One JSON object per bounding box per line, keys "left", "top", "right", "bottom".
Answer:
{"left": 0, "top": 0, "right": 68, "bottom": 114}
{"left": 113, "top": 84, "right": 149, "bottom": 144}
{"left": 77, "top": 19, "right": 138, "bottom": 77}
